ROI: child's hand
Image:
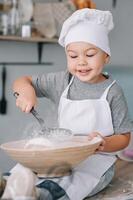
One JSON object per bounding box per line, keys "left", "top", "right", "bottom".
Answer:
{"left": 88, "top": 132, "right": 106, "bottom": 151}
{"left": 15, "top": 86, "right": 37, "bottom": 113}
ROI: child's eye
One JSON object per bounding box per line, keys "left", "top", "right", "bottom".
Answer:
{"left": 70, "top": 55, "right": 78, "bottom": 58}
{"left": 87, "top": 54, "right": 94, "bottom": 57}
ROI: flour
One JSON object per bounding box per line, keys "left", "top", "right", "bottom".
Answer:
{"left": 23, "top": 123, "right": 101, "bottom": 149}
{"left": 23, "top": 123, "right": 73, "bottom": 149}
{"left": 25, "top": 137, "right": 54, "bottom": 149}
{"left": 24, "top": 134, "right": 102, "bottom": 149}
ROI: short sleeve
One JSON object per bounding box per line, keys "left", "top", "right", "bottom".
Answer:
{"left": 32, "top": 70, "right": 69, "bottom": 104}
{"left": 108, "top": 84, "right": 133, "bottom": 134}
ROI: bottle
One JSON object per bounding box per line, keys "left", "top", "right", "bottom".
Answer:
{"left": 1, "top": 13, "right": 8, "bottom": 35}
{"left": 8, "top": 0, "right": 20, "bottom": 35}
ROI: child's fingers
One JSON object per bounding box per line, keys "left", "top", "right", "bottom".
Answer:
{"left": 88, "top": 132, "right": 103, "bottom": 140}
{"left": 96, "top": 145, "right": 104, "bottom": 152}
{"left": 16, "top": 98, "right": 34, "bottom": 113}
{"left": 96, "top": 138, "right": 106, "bottom": 152}
{"left": 25, "top": 103, "right": 33, "bottom": 113}
{"left": 16, "top": 99, "right": 23, "bottom": 109}
{"left": 88, "top": 135, "right": 94, "bottom": 140}
{"left": 16, "top": 100, "right": 19, "bottom": 107}
{"left": 98, "top": 145, "right": 105, "bottom": 151}
{"left": 21, "top": 104, "right": 28, "bottom": 112}
{"left": 88, "top": 132, "right": 96, "bottom": 140}
{"left": 88, "top": 132, "right": 106, "bottom": 152}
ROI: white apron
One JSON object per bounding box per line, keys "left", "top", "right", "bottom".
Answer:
{"left": 57, "top": 77, "right": 117, "bottom": 200}
{"left": 11, "top": 77, "right": 117, "bottom": 200}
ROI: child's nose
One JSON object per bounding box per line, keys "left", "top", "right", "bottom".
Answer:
{"left": 78, "top": 57, "right": 87, "bottom": 66}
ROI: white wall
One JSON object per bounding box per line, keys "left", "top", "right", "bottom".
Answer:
{"left": 94, "top": 0, "right": 133, "bottom": 67}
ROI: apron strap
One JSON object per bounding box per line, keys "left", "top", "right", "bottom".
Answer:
{"left": 68, "top": 75, "right": 74, "bottom": 86}
{"left": 68, "top": 73, "right": 72, "bottom": 83}
{"left": 101, "top": 80, "right": 116, "bottom": 100}
{"left": 61, "top": 75, "right": 74, "bottom": 97}
{"left": 66, "top": 75, "right": 74, "bottom": 90}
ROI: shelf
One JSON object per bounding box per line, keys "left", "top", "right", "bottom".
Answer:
{"left": 0, "top": 62, "right": 53, "bottom": 66}
{"left": 0, "top": 35, "right": 58, "bottom": 64}
{"left": 0, "top": 35, "right": 58, "bottom": 43}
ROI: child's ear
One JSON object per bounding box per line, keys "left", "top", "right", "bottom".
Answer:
{"left": 104, "top": 54, "right": 110, "bottom": 64}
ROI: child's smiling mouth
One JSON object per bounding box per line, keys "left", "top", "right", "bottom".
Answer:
{"left": 77, "top": 69, "right": 92, "bottom": 76}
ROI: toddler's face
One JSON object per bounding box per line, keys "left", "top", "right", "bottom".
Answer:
{"left": 66, "top": 42, "right": 109, "bottom": 83}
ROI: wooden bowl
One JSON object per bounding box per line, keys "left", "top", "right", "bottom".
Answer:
{"left": 1, "top": 136, "right": 102, "bottom": 177}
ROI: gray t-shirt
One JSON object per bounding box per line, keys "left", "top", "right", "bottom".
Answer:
{"left": 32, "top": 70, "right": 133, "bottom": 134}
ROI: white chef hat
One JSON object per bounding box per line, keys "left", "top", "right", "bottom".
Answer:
{"left": 58, "top": 8, "right": 114, "bottom": 56}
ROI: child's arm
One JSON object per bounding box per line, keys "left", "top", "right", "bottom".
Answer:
{"left": 13, "top": 76, "right": 37, "bottom": 113}
{"left": 102, "top": 132, "right": 130, "bottom": 152}
{"left": 88, "top": 132, "right": 131, "bottom": 152}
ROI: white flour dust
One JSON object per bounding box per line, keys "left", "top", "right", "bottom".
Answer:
{"left": 22, "top": 123, "right": 73, "bottom": 149}
{"left": 25, "top": 137, "right": 54, "bottom": 148}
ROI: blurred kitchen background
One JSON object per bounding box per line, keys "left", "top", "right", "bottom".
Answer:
{"left": 0, "top": 0, "right": 133, "bottom": 172}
